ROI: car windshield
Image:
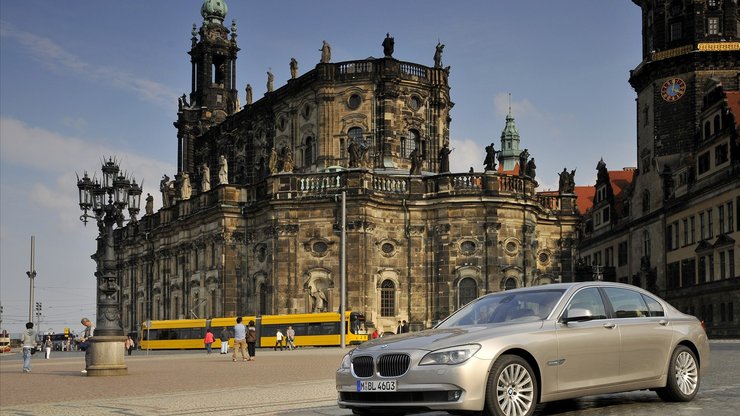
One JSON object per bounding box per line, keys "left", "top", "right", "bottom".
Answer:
{"left": 437, "top": 289, "right": 566, "bottom": 328}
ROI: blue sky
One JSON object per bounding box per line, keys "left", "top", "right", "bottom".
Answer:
{"left": 0, "top": 1, "right": 641, "bottom": 335}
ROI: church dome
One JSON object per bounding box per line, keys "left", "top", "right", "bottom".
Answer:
{"left": 201, "top": 0, "right": 228, "bottom": 24}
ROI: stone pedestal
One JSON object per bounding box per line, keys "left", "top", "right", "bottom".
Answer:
{"left": 85, "top": 335, "right": 128, "bottom": 376}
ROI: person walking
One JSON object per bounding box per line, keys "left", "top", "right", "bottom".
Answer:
{"left": 274, "top": 329, "right": 284, "bottom": 351}
{"left": 371, "top": 328, "right": 379, "bottom": 339}
{"left": 219, "top": 327, "right": 231, "bottom": 355}
{"left": 286, "top": 326, "right": 296, "bottom": 350}
{"left": 43, "top": 335, "right": 52, "bottom": 359}
{"left": 80, "top": 317, "right": 95, "bottom": 374}
{"left": 124, "top": 335, "right": 135, "bottom": 356}
{"left": 402, "top": 320, "right": 409, "bottom": 334}
{"left": 232, "top": 317, "right": 248, "bottom": 362}
{"left": 203, "top": 328, "right": 215, "bottom": 354}
{"left": 21, "top": 322, "right": 36, "bottom": 373}
{"left": 246, "top": 320, "right": 257, "bottom": 361}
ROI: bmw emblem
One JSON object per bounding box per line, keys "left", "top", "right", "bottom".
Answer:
{"left": 380, "top": 344, "right": 389, "bottom": 349}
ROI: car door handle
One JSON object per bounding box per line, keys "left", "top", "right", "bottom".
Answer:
{"left": 603, "top": 323, "right": 616, "bottom": 329}
{"left": 658, "top": 319, "right": 668, "bottom": 326}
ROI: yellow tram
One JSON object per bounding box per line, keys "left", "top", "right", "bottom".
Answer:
{"left": 139, "top": 311, "right": 367, "bottom": 350}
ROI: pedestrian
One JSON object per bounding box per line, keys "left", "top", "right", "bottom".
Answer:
{"left": 274, "top": 329, "right": 284, "bottom": 351}
{"left": 43, "top": 335, "right": 52, "bottom": 359}
{"left": 232, "top": 317, "right": 248, "bottom": 362}
{"left": 204, "top": 328, "right": 215, "bottom": 354}
{"left": 219, "top": 327, "right": 231, "bottom": 355}
{"left": 402, "top": 320, "right": 409, "bottom": 333}
{"left": 371, "top": 328, "right": 379, "bottom": 339}
{"left": 396, "top": 321, "right": 403, "bottom": 335}
{"left": 124, "top": 335, "right": 135, "bottom": 356}
{"left": 21, "top": 322, "right": 36, "bottom": 373}
{"left": 246, "top": 320, "right": 257, "bottom": 361}
{"left": 80, "top": 317, "right": 95, "bottom": 375}
{"left": 286, "top": 326, "right": 296, "bottom": 350}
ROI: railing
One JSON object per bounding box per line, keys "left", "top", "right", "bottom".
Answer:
{"left": 338, "top": 61, "right": 373, "bottom": 75}
{"left": 299, "top": 174, "right": 343, "bottom": 192}
{"left": 536, "top": 194, "right": 561, "bottom": 211}
{"left": 400, "top": 63, "right": 427, "bottom": 78}
{"left": 372, "top": 176, "right": 408, "bottom": 194}
{"left": 450, "top": 174, "right": 482, "bottom": 190}
{"left": 498, "top": 175, "right": 526, "bottom": 193}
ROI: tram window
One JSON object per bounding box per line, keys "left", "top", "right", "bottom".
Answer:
{"left": 322, "top": 322, "right": 339, "bottom": 335}
{"left": 291, "top": 323, "right": 307, "bottom": 336}
{"left": 307, "top": 323, "right": 322, "bottom": 335}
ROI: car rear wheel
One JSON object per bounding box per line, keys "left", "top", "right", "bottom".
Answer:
{"left": 485, "top": 354, "right": 538, "bottom": 416}
{"left": 656, "top": 345, "right": 699, "bottom": 402}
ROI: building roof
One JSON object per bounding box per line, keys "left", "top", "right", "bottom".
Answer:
{"left": 726, "top": 91, "right": 740, "bottom": 130}
{"left": 573, "top": 186, "right": 595, "bottom": 215}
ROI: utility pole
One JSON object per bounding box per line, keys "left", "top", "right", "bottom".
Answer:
{"left": 340, "top": 191, "right": 346, "bottom": 349}
{"left": 26, "top": 236, "right": 37, "bottom": 323}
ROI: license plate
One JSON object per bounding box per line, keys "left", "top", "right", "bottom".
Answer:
{"left": 356, "top": 379, "right": 397, "bottom": 392}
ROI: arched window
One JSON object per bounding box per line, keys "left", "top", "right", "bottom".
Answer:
{"left": 704, "top": 122, "right": 711, "bottom": 140}
{"left": 259, "top": 283, "right": 267, "bottom": 315}
{"left": 402, "top": 129, "right": 420, "bottom": 158}
{"left": 504, "top": 278, "right": 517, "bottom": 290}
{"left": 380, "top": 279, "right": 395, "bottom": 317}
{"left": 642, "top": 190, "right": 650, "bottom": 214}
{"left": 458, "top": 278, "right": 478, "bottom": 308}
{"left": 305, "top": 136, "right": 315, "bottom": 166}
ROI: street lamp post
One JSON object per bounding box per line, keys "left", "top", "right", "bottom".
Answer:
{"left": 77, "top": 157, "right": 142, "bottom": 376}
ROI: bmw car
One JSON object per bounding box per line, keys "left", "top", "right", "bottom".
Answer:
{"left": 336, "top": 282, "right": 709, "bottom": 416}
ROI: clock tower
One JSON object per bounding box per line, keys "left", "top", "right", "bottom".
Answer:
{"left": 629, "top": 0, "right": 739, "bottom": 170}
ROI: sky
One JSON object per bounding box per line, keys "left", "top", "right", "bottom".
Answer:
{"left": 0, "top": 1, "right": 641, "bottom": 336}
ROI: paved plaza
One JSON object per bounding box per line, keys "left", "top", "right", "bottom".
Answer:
{"left": 1, "top": 341, "right": 738, "bottom": 416}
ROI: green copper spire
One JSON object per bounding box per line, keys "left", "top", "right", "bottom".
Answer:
{"left": 498, "top": 101, "right": 522, "bottom": 171}
{"left": 201, "top": 0, "right": 228, "bottom": 24}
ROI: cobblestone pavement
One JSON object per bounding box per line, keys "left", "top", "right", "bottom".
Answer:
{"left": 1, "top": 341, "right": 738, "bottom": 415}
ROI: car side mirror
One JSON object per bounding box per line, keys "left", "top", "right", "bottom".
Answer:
{"left": 562, "top": 308, "right": 594, "bottom": 324}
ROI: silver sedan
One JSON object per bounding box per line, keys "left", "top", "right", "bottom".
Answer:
{"left": 336, "top": 282, "right": 709, "bottom": 416}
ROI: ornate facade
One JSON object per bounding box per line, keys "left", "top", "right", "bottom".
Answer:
{"left": 115, "top": 1, "right": 580, "bottom": 335}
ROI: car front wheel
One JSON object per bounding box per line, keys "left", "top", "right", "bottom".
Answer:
{"left": 485, "top": 354, "right": 538, "bottom": 416}
{"left": 656, "top": 345, "right": 700, "bottom": 402}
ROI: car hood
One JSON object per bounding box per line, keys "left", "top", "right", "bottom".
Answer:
{"left": 357, "top": 321, "right": 544, "bottom": 352}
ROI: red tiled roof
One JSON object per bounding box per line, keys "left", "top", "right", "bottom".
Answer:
{"left": 573, "top": 186, "right": 595, "bottom": 215}
{"left": 726, "top": 91, "right": 740, "bottom": 130}
{"left": 608, "top": 169, "right": 635, "bottom": 200}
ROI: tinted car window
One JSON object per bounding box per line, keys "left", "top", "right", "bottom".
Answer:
{"left": 564, "top": 287, "right": 607, "bottom": 319}
{"left": 603, "top": 287, "right": 650, "bottom": 318}
{"left": 439, "top": 289, "right": 564, "bottom": 327}
{"left": 641, "top": 294, "right": 665, "bottom": 317}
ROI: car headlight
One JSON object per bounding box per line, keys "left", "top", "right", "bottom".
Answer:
{"left": 419, "top": 344, "right": 480, "bottom": 365}
{"left": 340, "top": 350, "right": 353, "bottom": 369}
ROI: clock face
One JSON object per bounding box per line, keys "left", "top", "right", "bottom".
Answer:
{"left": 660, "top": 77, "right": 687, "bottom": 102}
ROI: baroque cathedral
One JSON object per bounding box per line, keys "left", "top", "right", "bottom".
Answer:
{"left": 115, "top": 0, "right": 580, "bottom": 334}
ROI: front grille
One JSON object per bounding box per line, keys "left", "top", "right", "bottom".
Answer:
{"left": 340, "top": 391, "right": 450, "bottom": 403}
{"left": 352, "top": 355, "right": 374, "bottom": 378}
{"left": 377, "top": 354, "right": 410, "bottom": 377}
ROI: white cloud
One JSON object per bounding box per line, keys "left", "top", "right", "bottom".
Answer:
{"left": 493, "top": 93, "right": 539, "bottom": 119}
{"left": 449, "top": 137, "right": 483, "bottom": 173}
{"left": 0, "top": 21, "right": 177, "bottom": 109}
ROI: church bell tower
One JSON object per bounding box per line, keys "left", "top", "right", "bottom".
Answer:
{"left": 175, "top": 0, "right": 240, "bottom": 174}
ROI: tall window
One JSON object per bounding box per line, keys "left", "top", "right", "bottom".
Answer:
{"left": 304, "top": 136, "right": 315, "bottom": 165}
{"left": 708, "top": 17, "right": 720, "bottom": 35}
{"left": 690, "top": 216, "right": 696, "bottom": 243}
{"left": 380, "top": 280, "right": 396, "bottom": 317}
{"left": 458, "top": 278, "right": 478, "bottom": 308}
{"left": 402, "top": 129, "right": 420, "bottom": 158}
{"left": 719, "top": 205, "right": 725, "bottom": 234}
{"left": 683, "top": 219, "right": 688, "bottom": 246}
{"left": 670, "top": 21, "right": 682, "bottom": 41}
{"left": 728, "top": 201, "right": 734, "bottom": 233}
{"left": 643, "top": 230, "right": 651, "bottom": 258}
{"left": 720, "top": 251, "right": 726, "bottom": 279}
{"left": 642, "top": 190, "right": 651, "bottom": 214}
{"left": 348, "top": 127, "right": 363, "bottom": 147}
{"left": 708, "top": 209, "right": 714, "bottom": 238}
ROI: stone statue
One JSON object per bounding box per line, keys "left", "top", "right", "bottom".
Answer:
{"left": 348, "top": 140, "right": 361, "bottom": 168}
{"left": 245, "top": 84, "right": 253, "bottom": 105}
{"left": 145, "top": 193, "right": 154, "bottom": 215}
{"left": 434, "top": 42, "right": 444, "bottom": 68}
{"left": 181, "top": 94, "right": 188, "bottom": 108}
{"left": 283, "top": 149, "right": 294, "bottom": 172}
{"left": 382, "top": 33, "right": 394, "bottom": 57}
{"left": 266, "top": 70, "right": 274, "bottom": 93}
{"left": 290, "top": 58, "right": 298, "bottom": 79}
{"left": 438, "top": 144, "right": 452, "bottom": 173}
{"left": 484, "top": 143, "right": 497, "bottom": 171}
{"left": 160, "top": 174, "right": 171, "bottom": 208}
{"left": 518, "top": 148, "right": 530, "bottom": 177}
{"left": 180, "top": 172, "right": 192, "bottom": 200}
{"left": 310, "top": 285, "right": 327, "bottom": 312}
{"left": 200, "top": 163, "right": 211, "bottom": 192}
{"left": 268, "top": 147, "right": 278, "bottom": 174}
{"left": 218, "top": 154, "right": 228, "bottom": 185}
{"left": 409, "top": 147, "right": 422, "bottom": 175}
{"left": 319, "top": 40, "right": 331, "bottom": 63}
{"left": 525, "top": 158, "right": 537, "bottom": 180}
{"left": 558, "top": 168, "right": 569, "bottom": 193}
{"left": 567, "top": 169, "right": 576, "bottom": 193}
